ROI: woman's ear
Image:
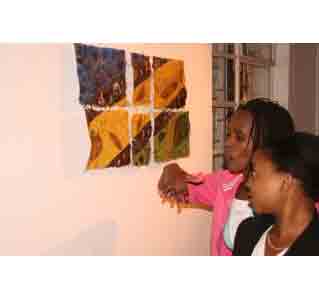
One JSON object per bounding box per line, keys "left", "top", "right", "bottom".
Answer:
{"left": 280, "top": 173, "right": 294, "bottom": 194}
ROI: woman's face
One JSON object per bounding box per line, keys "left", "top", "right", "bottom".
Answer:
{"left": 247, "top": 150, "right": 284, "bottom": 214}
{"left": 224, "top": 109, "right": 254, "bottom": 174}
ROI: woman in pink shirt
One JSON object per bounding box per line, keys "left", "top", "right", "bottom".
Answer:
{"left": 158, "top": 98, "right": 295, "bottom": 255}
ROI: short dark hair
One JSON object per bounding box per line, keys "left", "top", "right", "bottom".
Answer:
{"left": 264, "top": 132, "right": 319, "bottom": 200}
{"left": 238, "top": 98, "right": 295, "bottom": 153}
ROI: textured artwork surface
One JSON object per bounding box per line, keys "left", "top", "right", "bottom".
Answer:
{"left": 153, "top": 57, "right": 187, "bottom": 109}
{"left": 131, "top": 53, "right": 151, "bottom": 106}
{"left": 74, "top": 44, "right": 190, "bottom": 169}
{"left": 75, "top": 43, "right": 127, "bottom": 108}
{"left": 154, "top": 111, "right": 190, "bottom": 162}
{"left": 132, "top": 113, "right": 152, "bottom": 166}
{"left": 85, "top": 109, "right": 130, "bottom": 169}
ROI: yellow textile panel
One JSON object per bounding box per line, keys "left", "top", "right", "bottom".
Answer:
{"left": 85, "top": 109, "right": 130, "bottom": 169}
{"left": 153, "top": 57, "right": 187, "bottom": 109}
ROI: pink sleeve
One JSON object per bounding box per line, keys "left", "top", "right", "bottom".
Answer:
{"left": 187, "top": 172, "right": 221, "bottom": 208}
{"left": 315, "top": 202, "right": 319, "bottom": 212}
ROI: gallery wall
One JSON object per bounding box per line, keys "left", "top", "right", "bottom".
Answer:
{"left": 0, "top": 44, "right": 213, "bottom": 255}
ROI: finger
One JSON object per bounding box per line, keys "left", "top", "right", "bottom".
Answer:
{"left": 158, "top": 190, "right": 165, "bottom": 198}
{"left": 160, "top": 188, "right": 171, "bottom": 199}
{"left": 158, "top": 185, "right": 167, "bottom": 197}
{"left": 182, "top": 194, "right": 189, "bottom": 204}
{"left": 166, "top": 189, "right": 177, "bottom": 199}
{"left": 170, "top": 199, "right": 175, "bottom": 208}
{"left": 159, "top": 192, "right": 170, "bottom": 204}
{"left": 160, "top": 195, "right": 168, "bottom": 204}
{"left": 176, "top": 192, "right": 187, "bottom": 203}
{"left": 176, "top": 201, "right": 182, "bottom": 214}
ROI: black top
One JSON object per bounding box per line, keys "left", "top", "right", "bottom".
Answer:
{"left": 233, "top": 212, "right": 319, "bottom": 256}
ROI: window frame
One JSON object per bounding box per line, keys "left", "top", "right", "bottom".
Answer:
{"left": 212, "top": 43, "right": 275, "bottom": 170}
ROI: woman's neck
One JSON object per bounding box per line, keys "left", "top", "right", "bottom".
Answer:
{"left": 272, "top": 190, "right": 315, "bottom": 241}
{"left": 235, "top": 181, "right": 251, "bottom": 200}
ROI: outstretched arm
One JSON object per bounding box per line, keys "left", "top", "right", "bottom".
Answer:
{"left": 158, "top": 163, "right": 220, "bottom": 208}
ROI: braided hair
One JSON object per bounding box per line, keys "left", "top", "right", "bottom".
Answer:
{"left": 238, "top": 98, "right": 295, "bottom": 153}
{"left": 264, "top": 132, "right": 319, "bottom": 200}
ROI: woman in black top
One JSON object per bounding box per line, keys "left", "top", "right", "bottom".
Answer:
{"left": 234, "top": 132, "right": 319, "bottom": 256}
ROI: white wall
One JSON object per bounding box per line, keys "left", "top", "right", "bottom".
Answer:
{"left": 272, "top": 44, "right": 290, "bottom": 109}
{"left": 0, "top": 44, "right": 212, "bottom": 255}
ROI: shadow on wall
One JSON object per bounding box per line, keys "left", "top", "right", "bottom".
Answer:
{"left": 44, "top": 220, "right": 118, "bottom": 256}
{"left": 161, "top": 197, "right": 212, "bottom": 213}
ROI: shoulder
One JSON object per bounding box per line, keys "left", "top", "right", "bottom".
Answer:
{"left": 205, "top": 170, "right": 243, "bottom": 187}
{"left": 233, "top": 215, "right": 273, "bottom": 256}
{"left": 288, "top": 213, "right": 319, "bottom": 255}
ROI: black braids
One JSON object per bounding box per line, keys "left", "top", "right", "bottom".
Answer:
{"left": 265, "top": 132, "right": 319, "bottom": 201}
{"left": 237, "top": 98, "right": 295, "bottom": 179}
{"left": 238, "top": 98, "right": 295, "bottom": 151}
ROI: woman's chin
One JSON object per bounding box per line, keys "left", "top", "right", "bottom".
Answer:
{"left": 226, "top": 164, "right": 242, "bottom": 174}
{"left": 223, "top": 158, "right": 244, "bottom": 174}
{"left": 251, "top": 205, "right": 262, "bottom": 215}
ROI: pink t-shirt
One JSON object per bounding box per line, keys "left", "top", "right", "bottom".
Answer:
{"left": 188, "top": 170, "right": 243, "bottom": 256}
